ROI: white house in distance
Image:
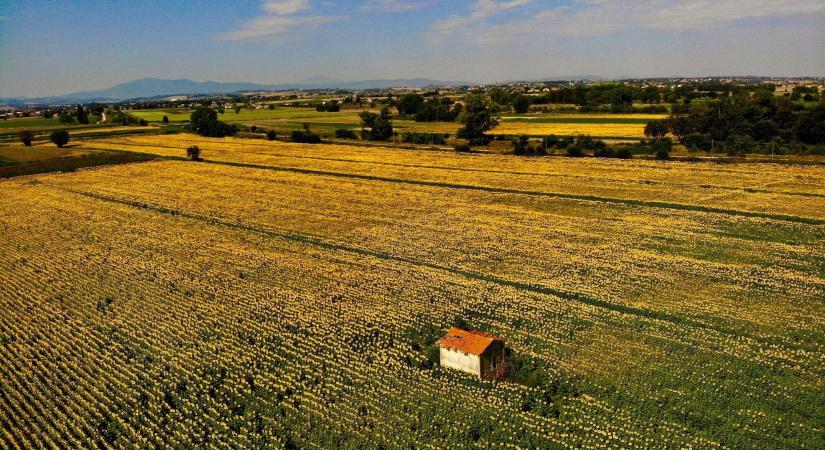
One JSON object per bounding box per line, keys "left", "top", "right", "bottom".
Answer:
{"left": 438, "top": 327, "right": 505, "bottom": 380}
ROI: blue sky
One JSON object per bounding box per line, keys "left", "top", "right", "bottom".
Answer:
{"left": 1, "top": 0, "right": 823, "bottom": 97}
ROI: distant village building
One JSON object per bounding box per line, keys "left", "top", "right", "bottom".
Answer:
{"left": 438, "top": 327, "right": 505, "bottom": 380}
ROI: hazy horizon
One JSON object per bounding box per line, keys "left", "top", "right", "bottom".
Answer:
{"left": 1, "top": 0, "right": 824, "bottom": 97}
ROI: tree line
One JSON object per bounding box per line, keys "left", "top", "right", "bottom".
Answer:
{"left": 645, "top": 91, "right": 825, "bottom": 155}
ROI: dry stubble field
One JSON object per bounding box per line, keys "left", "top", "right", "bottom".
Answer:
{"left": 1, "top": 135, "right": 823, "bottom": 448}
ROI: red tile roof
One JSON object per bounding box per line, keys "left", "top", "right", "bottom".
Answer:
{"left": 437, "top": 327, "right": 503, "bottom": 356}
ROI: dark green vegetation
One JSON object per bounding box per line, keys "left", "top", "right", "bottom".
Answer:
{"left": 291, "top": 124, "right": 322, "bottom": 143}
{"left": 457, "top": 94, "right": 499, "bottom": 146}
{"left": 49, "top": 130, "right": 70, "bottom": 148}
{"left": 189, "top": 107, "right": 238, "bottom": 138}
{"left": 359, "top": 107, "right": 394, "bottom": 141}
{"left": 649, "top": 91, "right": 825, "bottom": 155}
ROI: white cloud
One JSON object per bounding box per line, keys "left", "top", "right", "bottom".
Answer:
{"left": 432, "top": 0, "right": 825, "bottom": 43}
{"left": 220, "top": 0, "right": 342, "bottom": 42}
{"left": 263, "top": 0, "right": 310, "bottom": 15}
{"left": 360, "top": 0, "right": 429, "bottom": 13}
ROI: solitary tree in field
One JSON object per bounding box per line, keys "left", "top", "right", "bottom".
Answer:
{"left": 186, "top": 145, "right": 201, "bottom": 161}
{"left": 457, "top": 94, "right": 499, "bottom": 145}
{"left": 50, "top": 130, "right": 70, "bottom": 148}
{"left": 19, "top": 130, "right": 34, "bottom": 146}
{"left": 162, "top": 115, "right": 169, "bottom": 125}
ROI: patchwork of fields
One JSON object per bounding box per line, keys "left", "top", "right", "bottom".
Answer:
{"left": 129, "top": 108, "right": 661, "bottom": 138}
{"left": 1, "top": 135, "right": 823, "bottom": 448}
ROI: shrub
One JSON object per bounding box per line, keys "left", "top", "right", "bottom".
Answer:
{"left": 593, "top": 147, "right": 613, "bottom": 158}
{"left": 291, "top": 130, "right": 322, "bottom": 144}
{"left": 402, "top": 133, "right": 446, "bottom": 145}
{"left": 454, "top": 144, "right": 471, "bottom": 153}
{"left": 335, "top": 129, "right": 358, "bottom": 140}
{"left": 266, "top": 130, "right": 278, "bottom": 141}
{"left": 186, "top": 145, "right": 201, "bottom": 161}
{"left": 613, "top": 147, "right": 633, "bottom": 159}
{"left": 652, "top": 138, "right": 672, "bottom": 160}
{"left": 542, "top": 135, "right": 561, "bottom": 149}
{"left": 18, "top": 130, "right": 34, "bottom": 146}
{"left": 512, "top": 136, "right": 529, "bottom": 155}
{"left": 566, "top": 146, "right": 584, "bottom": 157}
{"left": 49, "top": 130, "right": 70, "bottom": 148}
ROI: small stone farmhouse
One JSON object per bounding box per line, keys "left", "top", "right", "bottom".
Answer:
{"left": 437, "top": 327, "right": 505, "bottom": 380}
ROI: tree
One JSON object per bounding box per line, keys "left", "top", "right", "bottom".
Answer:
{"left": 50, "top": 130, "right": 69, "bottom": 148}
{"left": 76, "top": 105, "right": 89, "bottom": 124}
{"left": 19, "top": 130, "right": 34, "bottom": 146}
{"left": 189, "top": 107, "right": 237, "bottom": 138}
{"left": 397, "top": 93, "right": 424, "bottom": 115}
{"left": 359, "top": 107, "right": 394, "bottom": 141}
{"left": 513, "top": 95, "right": 530, "bottom": 114}
{"left": 644, "top": 120, "right": 669, "bottom": 139}
{"left": 162, "top": 115, "right": 169, "bottom": 125}
{"left": 186, "top": 145, "right": 201, "bottom": 161}
{"left": 489, "top": 87, "right": 512, "bottom": 106}
{"left": 457, "top": 94, "right": 499, "bottom": 146}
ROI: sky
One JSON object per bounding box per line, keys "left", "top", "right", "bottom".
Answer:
{"left": 0, "top": 0, "right": 824, "bottom": 97}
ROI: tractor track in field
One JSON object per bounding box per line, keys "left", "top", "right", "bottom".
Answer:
{"left": 40, "top": 182, "right": 825, "bottom": 361}
{"left": 89, "top": 139, "right": 825, "bottom": 203}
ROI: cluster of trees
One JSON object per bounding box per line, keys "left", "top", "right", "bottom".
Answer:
{"left": 646, "top": 91, "right": 825, "bottom": 155}
{"left": 110, "top": 111, "right": 148, "bottom": 126}
{"left": 790, "top": 86, "right": 819, "bottom": 102}
{"left": 359, "top": 107, "right": 394, "bottom": 141}
{"left": 189, "top": 107, "right": 238, "bottom": 138}
{"left": 396, "top": 94, "right": 463, "bottom": 122}
{"left": 315, "top": 100, "right": 341, "bottom": 112}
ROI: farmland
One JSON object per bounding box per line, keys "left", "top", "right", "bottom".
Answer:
{"left": 129, "top": 107, "right": 661, "bottom": 138}
{"left": 1, "top": 135, "right": 823, "bottom": 448}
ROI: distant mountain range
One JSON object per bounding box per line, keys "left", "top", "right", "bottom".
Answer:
{"left": 1, "top": 77, "right": 475, "bottom": 105}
